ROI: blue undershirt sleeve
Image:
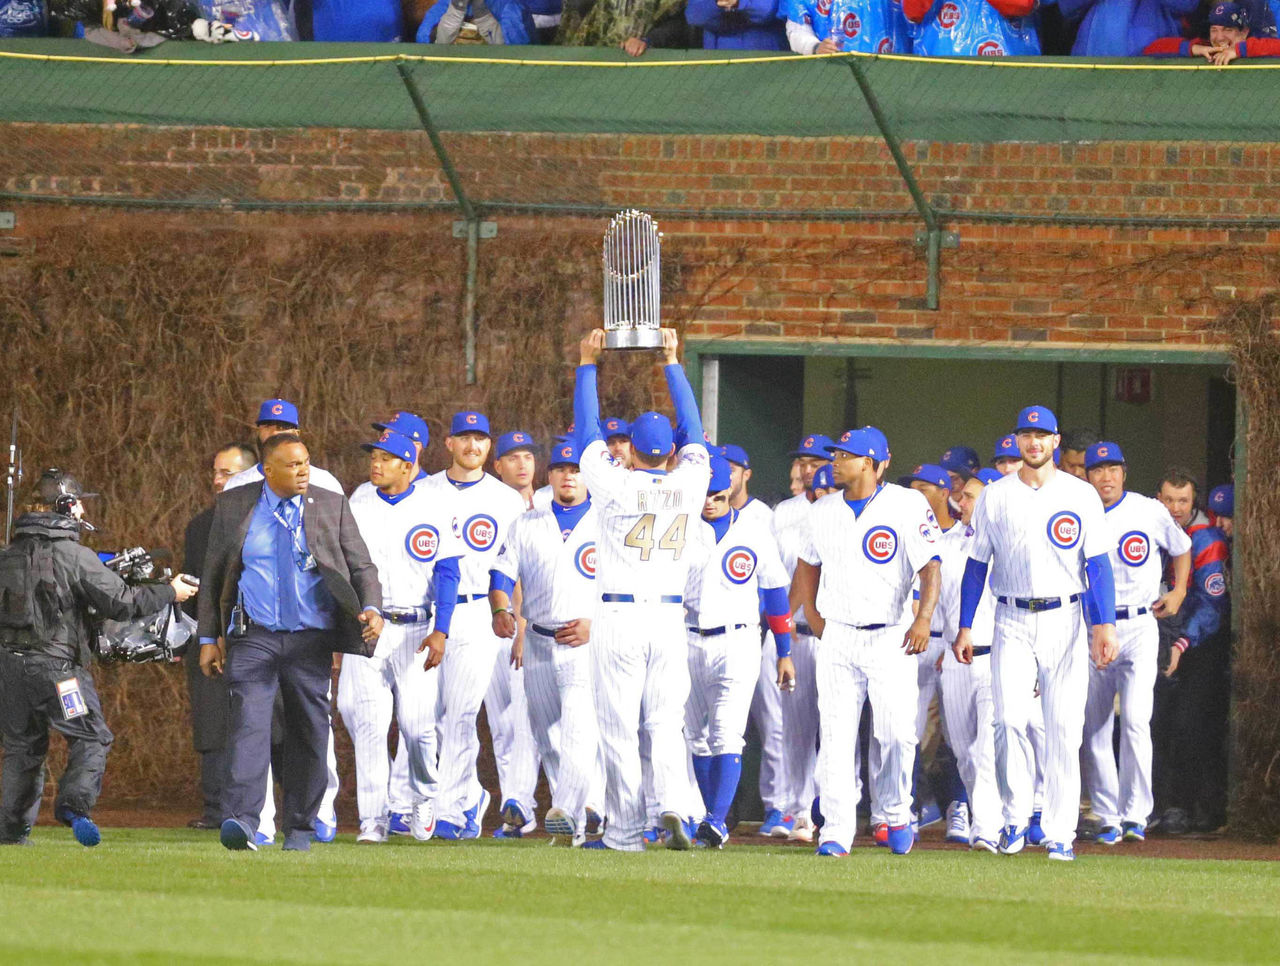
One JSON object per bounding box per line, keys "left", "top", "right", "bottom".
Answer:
{"left": 665, "top": 363, "right": 704, "bottom": 450}
{"left": 489, "top": 571, "right": 516, "bottom": 597}
{"left": 431, "top": 556, "right": 462, "bottom": 636}
{"left": 574, "top": 364, "right": 603, "bottom": 449}
{"left": 1083, "top": 553, "right": 1116, "bottom": 626}
{"left": 959, "top": 557, "right": 989, "bottom": 630}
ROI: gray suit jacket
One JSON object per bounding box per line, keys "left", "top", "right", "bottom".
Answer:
{"left": 197, "top": 481, "right": 382, "bottom": 657}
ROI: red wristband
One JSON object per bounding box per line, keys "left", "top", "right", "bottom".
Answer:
{"left": 1173, "top": 637, "right": 1189, "bottom": 653}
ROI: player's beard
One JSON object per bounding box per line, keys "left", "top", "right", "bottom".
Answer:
{"left": 1021, "top": 450, "right": 1053, "bottom": 470}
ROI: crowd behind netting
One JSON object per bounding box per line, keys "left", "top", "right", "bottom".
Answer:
{"left": 1, "top": 0, "right": 1278, "bottom": 65}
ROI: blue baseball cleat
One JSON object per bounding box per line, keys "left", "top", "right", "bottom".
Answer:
{"left": 1046, "top": 842, "right": 1075, "bottom": 862}
{"left": 585, "top": 807, "right": 604, "bottom": 837}
{"left": 1095, "top": 825, "right": 1121, "bottom": 846}
{"left": 460, "top": 789, "right": 491, "bottom": 840}
{"left": 433, "top": 820, "right": 465, "bottom": 840}
{"left": 998, "top": 824, "right": 1027, "bottom": 855}
{"left": 888, "top": 823, "right": 914, "bottom": 855}
{"left": 1122, "top": 822, "right": 1146, "bottom": 842}
{"left": 388, "top": 812, "right": 412, "bottom": 836}
{"left": 492, "top": 825, "right": 524, "bottom": 839}
{"left": 220, "top": 818, "right": 257, "bottom": 851}
{"left": 811, "top": 797, "right": 824, "bottom": 836}
{"left": 1026, "top": 810, "right": 1046, "bottom": 847}
{"left": 815, "top": 841, "right": 848, "bottom": 857}
{"left": 71, "top": 814, "right": 101, "bottom": 848}
{"left": 916, "top": 801, "right": 943, "bottom": 829}
{"left": 759, "top": 809, "right": 794, "bottom": 837}
{"left": 254, "top": 832, "right": 274, "bottom": 847}
{"left": 581, "top": 839, "right": 612, "bottom": 850}
{"left": 642, "top": 826, "right": 665, "bottom": 845}
{"left": 696, "top": 817, "right": 729, "bottom": 850}
{"left": 311, "top": 819, "right": 337, "bottom": 844}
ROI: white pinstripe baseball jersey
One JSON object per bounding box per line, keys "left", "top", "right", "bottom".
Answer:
{"left": 579, "top": 439, "right": 711, "bottom": 597}
{"left": 224, "top": 462, "right": 344, "bottom": 495}
{"left": 349, "top": 479, "right": 463, "bottom": 613}
{"left": 937, "top": 522, "right": 997, "bottom": 645}
{"left": 799, "top": 484, "right": 941, "bottom": 625}
{"left": 685, "top": 509, "right": 789, "bottom": 630}
{"left": 491, "top": 502, "right": 599, "bottom": 626}
{"left": 969, "top": 470, "right": 1112, "bottom": 597}
{"left": 736, "top": 497, "right": 774, "bottom": 532}
{"left": 1099, "top": 492, "right": 1191, "bottom": 606}
{"left": 420, "top": 471, "right": 527, "bottom": 596}
{"left": 532, "top": 485, "right": 553, "bottom": 512}
{"left": 772, "top": 493, "right": 813, "bottom": 622}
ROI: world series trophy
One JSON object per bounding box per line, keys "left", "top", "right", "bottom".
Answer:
{"left": 602, "top": 209, "right": 664, "bottom": 350}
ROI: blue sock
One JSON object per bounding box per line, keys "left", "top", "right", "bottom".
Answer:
{"left": 709, "top": 754, "right": 742, "bottom": 824}
{"left": 693, "top": 755, "right": 714, "bottom": 811}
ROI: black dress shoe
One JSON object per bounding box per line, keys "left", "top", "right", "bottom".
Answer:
{"left": 187, "top": 818, "right": 219, "bottom": 830}
{"left": 282, "top": 829, "right": 312, "bottom": 852}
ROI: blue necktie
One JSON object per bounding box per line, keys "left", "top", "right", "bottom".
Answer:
{"left": 276, "top": 498, "right": 300, "bottom": 630}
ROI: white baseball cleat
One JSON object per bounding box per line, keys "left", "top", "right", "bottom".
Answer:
{"left": 788, "top": 815, "right": 815, "bottom": 843}
{"left": 945, "top": 801, "right": 971, "bottom": 844}
{"left": 357, "top": 820, "right": 388, "bottom": 844}
{"left": 545, "top": 806, "right": 577, "bottom": 844}
{"left": 412, "top": 800, "right": 436, "bottom": 841}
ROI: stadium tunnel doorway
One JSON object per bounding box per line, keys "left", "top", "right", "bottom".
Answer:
{"left": 685, "top": 340, "right": 1237, "bottom": 825}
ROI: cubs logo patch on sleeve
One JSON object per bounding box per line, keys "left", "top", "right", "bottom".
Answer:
{"left": 405, "top": 524, "right": 440, "bottom": 562}
{"left": 1046, "top": 511, "right": 1082, "bottom": 550}
{"left": 721, "top": 546, "right": 758, "bottom": 585}
{"left": 862, "top": 526, "right": 898, "bottom": 564}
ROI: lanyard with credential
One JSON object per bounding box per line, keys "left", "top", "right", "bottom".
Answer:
{"left": 272, "top": 497, "right": 316, "bottom": 572}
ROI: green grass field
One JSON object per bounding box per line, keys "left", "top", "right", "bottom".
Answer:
{"left": 2, "top": 831, "right": 1279, "bottom": 965}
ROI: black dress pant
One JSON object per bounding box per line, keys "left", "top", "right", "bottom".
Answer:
{"left": 222, "top": 627, "right": 333, "bottom": 837}
{"left": 0, "top": 649, "right": 113, "bottom": 840}
{"left": 1152, "top": 641, "right": 1230, "bottom": 826}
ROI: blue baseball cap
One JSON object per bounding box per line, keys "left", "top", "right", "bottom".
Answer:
{"left": 720, "top": 444, "right": 750, "bottom": 469}
{"left": 496, "top": 430, "right": 536, "bottom": 459}
{"left": 940, "top": 446, "right": 980, "bottom": 474}
{"left": 1015, "top": 405, "right": 1059, "bottom": 435}
{"left": 909, "top": 463, "right": 951, "bottom": 490}
{"left": 1084, "top": 441, "right": 1126, "bottom": 470}
{"left": 361, "top": 429, "right": 416, "bottom": 464}
{"left": 993, "top": 435, "right": 1020, "bottom": 461}
{"left": 602, "top": 417, "right": 629, "bottom": 438}
{"left": 1209, "top": 1, "right": 1248, "bottom": 27}
{"left": 449, "top": 410, "right": 491, "bottom": 436}
{"left": 791, "top": 434, "right": 835, "bottom": 459}
{"left": 256, "top": 398, "right": 299, "bottom": 428}
{"left": 810, "top": 464, "right": 836, "bottom": 491}
{"left": 861, "top": 426, "right": 890, "bottom": 459}
{"left": 975, "top": 468, "right": 1003, "bottom": 485}
{"left": 826, "top": 428, "right": 884, "bottom": 460}
{"left": 373, "top": 411, "right": 429, "bottom": 447}
{"left": 548, "top": 440, "right": 580, "bottom": 468}
{"left": 708, "top": 454, "right": 733, "bottom": 493}
{"left": 1208, "top": 484, "right": 1234, "bottom": 517}
{"left": 630, "top": 411, "right": 674, "bottom": 458}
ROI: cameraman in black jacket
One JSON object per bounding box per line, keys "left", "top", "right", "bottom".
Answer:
{"left": 0, "top": 469, "right": 198, "bottom": 846}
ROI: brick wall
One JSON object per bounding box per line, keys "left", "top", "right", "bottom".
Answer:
{"left": 6, "top": 123, "right": 1278, "bottom": 356}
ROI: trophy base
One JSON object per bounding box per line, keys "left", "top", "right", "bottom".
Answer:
{"left": 605, "top": 328, "right": 664, "bottom": 350}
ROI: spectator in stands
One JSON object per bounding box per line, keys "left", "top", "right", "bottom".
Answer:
{"left": 1145, "top": 0, "right": 1280, "bottom": 58}
{"left": 1060, "top": 0, "right": 1197, "bottom": 55}
{"left": 782, "top": 0, "right": 912, "bottom": 54}
{"left": 904, "top": 0, "right": 1041, "bottom": 54}
{"left": 559, "top": 0, "right": 699, "bottom": 54}
{"left": 419, "top": 0, "right": 530, "bottom": 42}
{"left": 0, "top": 0, "right": 47, "bottom": 37}
{"left": 311, "top": 0, "right": 403, "bottom": 40}
{"left": 1184, "top": 0, "right": 1277, "bottom": 40}
{"left": 686, "top": 0, "right": 786, "bottom": 48}
{"left": 527, "top": 0, "right": 563, "bottom": 41}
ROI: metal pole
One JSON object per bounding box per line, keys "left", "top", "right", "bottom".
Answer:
{"left": 397, "top": 61, "right": 481, "bottom": 384}
{"left": 845, "top": 58, "right": 943, "bottom": 310}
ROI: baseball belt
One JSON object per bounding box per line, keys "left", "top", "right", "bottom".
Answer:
{"left": 382, "top": 606, "right": 431, "bottom": 625}
{"left": 601, "top": 592, "right": 683, "bottom": 604}
{"left": 929, "top": 630, "right": 943, "bottom": 638}
{"left": 1114, "top": 605, "right": 1150, "bottom": 620}
{"left": 686, "top": 624, "right": 750, "bottom": 637}
{"left": 529, "top": 623, "right": 560, "bottom": 638}
{"left": 971, "top": 646, "right": 992, "bottom": 657}
{"left": 455, "top": 593, "right": 487, "bottom": 604}
{"left": 996, "top": 594, "right": 1082, "bottom": 613}
{"left": 794, "top": 622, "right": 814, "bottom": 637}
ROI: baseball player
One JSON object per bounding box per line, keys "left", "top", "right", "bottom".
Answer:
{"left": 791, "top": 427, "right": 942, "bottom": 857}
{"left": 768, "top": 433, "right": 833, "bottom": 840}
{"left": 223, "top": 397, "right": 343, "bottom": 841}
{"left": 223, "top": 398, "right": 345, "bottom": 495}
{"left": 1081, "top": 441, "right": 1191, "bottom": 844}
{"left": 937, "top": 472, "right": 1003, "bottom": 851}
{"left": 992, "top": 435, "right": 1022, "bottom": 476}
{"left": 490, "top": 439, "right": 604, "bottom": 844}
{"left": 954, "top": 404, "right": 1119, "bottom": 862}
{"left": 420, "top": 411, "right": 530, "bottom": 839}
{"left": 572, "top": 327, "right": 711, "bottom": 852}
{"left": 685, "top": 455, "right": 796, "bottom": 848}
{"left": 494, "top": 431, "right": 545, "bottom": 511}
{"left": 339, "top": 429, "right": 463, "bottom": 843}
{"left": 602, "top": 417, "right": 632, "bottom": 468}
{"left": 939, "top": 446, "right": 980, "bottom": 500}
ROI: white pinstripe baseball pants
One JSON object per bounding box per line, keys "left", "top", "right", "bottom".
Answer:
{"left": 336, "top": 621, "right": 440, "bottom": 824}
{"left": 1083, "top": 615, "right": 1158, "bottom": 828}
{"left": 815, "top": 621, "right": 918, "bottom": 850}
{"left": 991, "top": 602, "right": 1088, "bottom": 846}
{"left": 781, "top": 631, "right": 820, "bottom": 818}
{"left": 750, "top": 629, "right": 785, "bottom": 811}
{"left": 686, "top": 626, "right": 759, "bottom": 758}
{"left": 939, "top": 652, "right": 1002, "bottom": 842}
{"left": 484, "top": 634, "right": 540, "bottom": 819}
{"left": 522, "top": 626, "right": 601, "bottom": 827}
{"left": 592, "top": 602, "right": 691, "bottom": 851}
